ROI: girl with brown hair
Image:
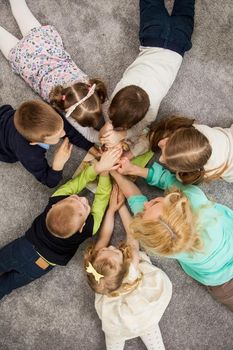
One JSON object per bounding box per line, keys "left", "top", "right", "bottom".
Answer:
{"left": 149, "top": 116, "right": 233, "bottom": 184}
{"left": 110, "top": 160, "right": 233, "bottom": 311}
{"left": 0, "top": 0, "right": 107, "bottom": 144}
{"left": 85, "top": 185, "right": 172, "bottom": 350}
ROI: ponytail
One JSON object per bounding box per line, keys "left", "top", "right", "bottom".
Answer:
{"left": 176, "top": 169, "right": 206, "bottom": 185}
{"left": 49, "top": 85, "right": 67, "bottom": 110}
{"left": 149, "top": 116, "right": 195, "bottom": 151}
{"left": 89, "top": 78, "right": 108, "bottom": 104}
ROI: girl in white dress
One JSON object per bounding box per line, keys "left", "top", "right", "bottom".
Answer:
{"left": 84, "top": 185, "right": 172, "bottom": 350}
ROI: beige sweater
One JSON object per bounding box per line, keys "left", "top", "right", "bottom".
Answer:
{"left": 194, "top": 124, "right": 233, "bottom": 182}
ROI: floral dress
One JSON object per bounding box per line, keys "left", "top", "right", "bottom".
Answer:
{"left": 8, "top": 25, "right": 88, "bottom": 101}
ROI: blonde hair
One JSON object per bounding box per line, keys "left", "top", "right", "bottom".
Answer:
{"left": 14, "top": 100, "right": 63, "bottom": 142}
{"left": 84, "top": 243, "right": 140, "bottom": 296}
{"left": 149, "top": 116, "right": 214, "bottom": 184}
{"left": 130, "top": 188, "right": 202, "bottom": 256}
{"left": 46, "top": 203, "right": 83, "bottom": 238}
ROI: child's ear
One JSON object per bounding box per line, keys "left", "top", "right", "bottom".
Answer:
{"left": 79, "top": 222, "right": 86, "bottom": 233}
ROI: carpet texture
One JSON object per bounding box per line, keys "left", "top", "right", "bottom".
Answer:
{"left": 0, "top": 1, "right": 232, "bottom": 349}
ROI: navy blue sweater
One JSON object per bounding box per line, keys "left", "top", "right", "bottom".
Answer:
{"left": 0, "top": 105, "right": 93, "bottom": 187}
{"left": 25, "top": 195, "right": 93, "bottom": 265}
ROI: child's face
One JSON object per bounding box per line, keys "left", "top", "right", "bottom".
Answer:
{"left": 43, "top": 122, "right": 66, "bottom": 145}
{"left": 56, "top": 195, "right": 91, "bottom": 230}
{"left": 96, "top": 246, "right": 123, "bottom": 266}
{"left": 143, "top": 197, "right": 164, "bottom": 220}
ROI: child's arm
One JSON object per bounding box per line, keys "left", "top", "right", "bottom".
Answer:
{"left": 110, "top": 170, "right": 142, "bottom": 198}
{"left": 111, "top": 170, "right": 148, "bottom": 216}
{"left": 62, "top": 115, "right": 94, "bottom": 151}
{"left": 91, "top": 173, "right": 112, "bottom": 235}
{"left": 118, "top": 204, "right": 140, "bottom": 267}
{"left": 66, "top": 116, "right": 100, "bottom": 143}
{"left": 53, "top": 147, "right": 122, "bottom": 197}
{"left": 94, "top": 184, "right": 124, "bottom": 250}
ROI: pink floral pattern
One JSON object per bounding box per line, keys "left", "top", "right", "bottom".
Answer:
{"left": 8, "top": 25, "right": 88, "bottom": 101}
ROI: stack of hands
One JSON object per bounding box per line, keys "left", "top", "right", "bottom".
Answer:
{"left": 52, "top": 121, "right": 135, "bottom": 173}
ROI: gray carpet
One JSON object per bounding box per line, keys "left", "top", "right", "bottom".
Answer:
{"left": 0, "top": 0, "right": 233, "bottom": 349}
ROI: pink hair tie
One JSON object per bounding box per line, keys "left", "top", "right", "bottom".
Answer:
{"left": 61, "top": 95, "right": 66, "bottom": 101}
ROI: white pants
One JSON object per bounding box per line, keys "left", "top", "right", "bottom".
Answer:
{"left": 0, "top": 0, "right": 41, "bottom": 58}
{"left": 105, "top": 325, "right": 165, "bottom": 350}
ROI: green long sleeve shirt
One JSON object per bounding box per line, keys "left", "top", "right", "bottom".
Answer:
{"left": 52, "top": 164, "right": 112, "bottom": 234}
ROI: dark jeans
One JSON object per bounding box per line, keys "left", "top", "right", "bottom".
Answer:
{"left": 139, "top": 0, "right": 195, "bottom": 56}
{"left": 0, "top": 236, "right": 54, "bottom": 300}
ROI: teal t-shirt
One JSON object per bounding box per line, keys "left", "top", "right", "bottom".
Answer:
{"left": 128, "top": 162, "right": 233, "bottom": 286}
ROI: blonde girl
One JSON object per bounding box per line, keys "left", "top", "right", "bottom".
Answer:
{"left": 149, "top": 116, "right": 233, "bottom": 184}
{"left": 85, "top": 185, "right": 172, "bottom": 350}
{"left": 0, "top": 0, "right": 106, "bottom": 144}
{"left": 110, "top": 159, "right": 233, "bottom": 311}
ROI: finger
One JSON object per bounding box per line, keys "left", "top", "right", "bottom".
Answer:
{"left": 110, "top": 164, "right": 121, "bottom": 171}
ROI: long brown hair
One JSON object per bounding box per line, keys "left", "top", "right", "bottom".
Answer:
{"left": 49, "top": 78, "right": 107, "bottom": 128}
{"left": 149, "top": 116, "right": 213, "bottom": 184}
{"left": 130, "top": 188, "right": 202, "bottom": 256}
{"left": 84, "top": 243, "right": 139, "bottom": 296}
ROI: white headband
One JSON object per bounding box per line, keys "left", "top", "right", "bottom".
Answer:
{"left": 65, "top": 84, "right": 96, "bottom": 119}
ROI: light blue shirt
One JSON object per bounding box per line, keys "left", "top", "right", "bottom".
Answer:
{"left": 128, "top": 162, "right": 233, "bottom": 286}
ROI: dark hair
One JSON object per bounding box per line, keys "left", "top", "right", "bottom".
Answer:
{"left": 149, "top": 116, "right": 213, "bottom": 184}
{"left": 14, "top": 100, "right": 63, "bottom": 142}
{"left": 49, "top": 78, "right": 108, "bottom": 128}
{"left": 108, "top": 85, "right": 150, "bottom": 129}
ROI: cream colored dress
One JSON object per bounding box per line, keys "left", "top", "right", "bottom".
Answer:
{"left": 95, "top": 252, "right": 172, "bottom": 340}
{"left": 194, "top": 124, "right": 233, "bottom": 182}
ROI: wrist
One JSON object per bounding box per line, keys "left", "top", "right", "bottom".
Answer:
{"left": 52, "top": 160, "right": 65, "bottom": 171}
{"left": 133, "top": 165, "right": 148, "bottom": 178}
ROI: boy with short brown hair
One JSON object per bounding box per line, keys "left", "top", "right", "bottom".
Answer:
{"left": 0, "top": 101, "right": 95, "bottom": 187}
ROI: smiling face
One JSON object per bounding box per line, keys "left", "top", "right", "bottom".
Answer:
{"left": 96, "top": 246, "right": 124, "bottom": 266}
{"left": 143, "top": 197, "right": 164, "bottom": 220}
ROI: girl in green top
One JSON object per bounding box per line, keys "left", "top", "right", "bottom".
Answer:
{"left": 111, "top": 158, "right": 233, "bottom": 311}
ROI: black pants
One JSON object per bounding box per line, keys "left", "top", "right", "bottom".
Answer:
{"left": 139, "top": 0, "right": 195, "bottom": 56}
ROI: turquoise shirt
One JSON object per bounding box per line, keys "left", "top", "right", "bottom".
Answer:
{"left": 128, "top": 162, "right": 233, "bottom": 286}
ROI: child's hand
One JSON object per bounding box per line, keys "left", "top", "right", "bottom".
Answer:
{"left": 100, "top": 129, "right": 126, "bottom": 147}
{"left": 89, "top": 146, "right": 102, "bottom": 159}
{"left": 94, "top": 146, "right": 122, "bottom": 174}
{"left": 99, "top": 121, "right": 113, "bottom": 139}
{"left": 109, "top": 184, "right": 125, "bottom": 213}
{"left": 52, "top": 137, "right": 73, "bottom": 171}
{"left": 117, "top": 157, "right": 136, "bottom": 175}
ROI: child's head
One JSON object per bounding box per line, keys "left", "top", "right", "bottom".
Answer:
{"left": 84, "top": 243, "right": 133, "bottom": 295}
{"left": 149, "top": 116, "right": 212, "bottom": 184}
{"left": 108, "top": 85, "right": 150, "bottom": 129}
{"left": 46, "top": 195, "right": 91, "bottom": 238}
{"left": 14, "top": 100, "right": 65, "bottom": 144}
{"left": 49, "top": 79, "right": 107, "bottom": 128}
{"left": 130, "top": 189, "right": 201, "bottom": 256}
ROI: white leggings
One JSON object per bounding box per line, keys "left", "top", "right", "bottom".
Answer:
{"left": 105, "top": 325, "right": 165, "bottom": 350}
{"left": 0, "top": 0, "right": 41, "bottom": 59}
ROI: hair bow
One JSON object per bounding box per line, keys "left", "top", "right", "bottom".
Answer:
{"left": 86, "top": 262, "right": 104, "bottom": 283}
